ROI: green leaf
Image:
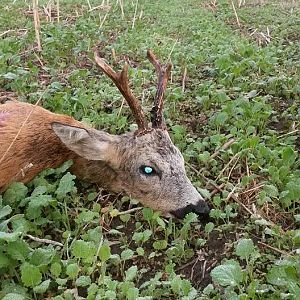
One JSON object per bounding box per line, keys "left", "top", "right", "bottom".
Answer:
{"left": 0, "top": 205, "right": 12, "bottom": 220}
{"left": 76, "top": 210, "right": 99, "bottom": 224}
{"left": 125, "top": 265, "right": 138, "bottom": 281}
{"left": 198, "top": 188, "right": 211, "bottom": 199}
{"left": 142, "top": 208, "right": 154, "bottom": 221}
{"left": 3, "top": 72, "right": 18, "bottom": 80}
{"left": 33, "top": 279, "right": 51, "bottom": 294}
{"left": 121, "top": 249, "right": 134, "bottom": 261}
{"left": 50, "top": 262, "right": 62, "bottom": 277}
{"left": 211, "top": 260, "right": 243, "bottom": 287}
{"left": 56, "top": 278, "right": 68, "bottom": 286}
{"left": 20, "top": 262, "right": 42, "bottom": 287}
{"left": 215, "top": 111, "right": 228, "bottom": 126}
{"left": 153, "top": 240, "right": 168, "bottom": 250}
{"left": 136, "top": 247, "right": 144, "bottom": 256}
{"left": 282, "top": 147, "right": 297, "bottom": 166}
{"left": 76, "top": 275, "right": 91, "bottom": 287}
{"left": 55, "top": 172, "right": 77, "bottom": 200}
{"left": 204, "top": 222, "right": 215, "bottom": 234}
{"left": 3, "top": 183, "right": 28, "bottom": 206}
{"left": 156, "top": 217, "right": 166, "bottom": 229}
{"left": 120, "top": 213, "right": 131, "bottom": 223}
{"left": 55, "top": 160, "right": 73, "bottom": 174}
{"left": 30, "top": 248, "right": 55, "bottom": 266}
{"left": 132, "top": 229, "right": 152, "bottom": 244}
{"left": 235, "top": 238, "right": 255, "bottom": 260}
{"left": 126, "top": 287, "right": 139, "bottom": 300}
{"left": 263, "top": 185, "right": 278, "bottom": 198}
{"left": 0, "top": 231, "right": 20, "bottom": 242}
{"left": 66, "top": 263, "right": 80, "bottom": 279}
{"left": 267, "top": 265, "right": 289, "bottom": 286}
{"left": 0, "top": 252, "right": 11, "bottom": 268}
{"left": 2, "top": 294, "right": 26, "bottom": 300}
{"left": 6, "top": 240, "right": 30, "bottom": 261}
{"left": 183, "top": 212, "right": 198, "bottom": 224}
{"left": 171, "top": 275, "right": 182, "bottom": 294}
{"left": 99, "top": 244, "right": 111, "bottom": 262}
{"left": 26, "top": 195, "right": 53, "bottom": 219}
{"left": 72, "top": 240, "right": 96, "bottom": 260}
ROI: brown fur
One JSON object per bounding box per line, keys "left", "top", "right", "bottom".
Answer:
{"left": 0, "top": 102, "right": 80, "bottom": 191}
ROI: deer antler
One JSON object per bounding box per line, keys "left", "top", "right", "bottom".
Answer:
{"left": 94, "top": 51, "right": 150, "bottom": 134}
{"left": 147, "top": 49, "right": 172, "bottom": 129}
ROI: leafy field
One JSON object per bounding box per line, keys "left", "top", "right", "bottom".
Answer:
{"left": 0, "top": 0, "right": 299, "bottom": 299}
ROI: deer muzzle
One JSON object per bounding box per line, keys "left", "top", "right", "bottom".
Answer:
{"left": 171, "top": 200, "right": 211, "bottom": 219}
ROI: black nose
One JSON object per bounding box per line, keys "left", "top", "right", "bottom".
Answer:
{"left": 171, "top": 200, "right": 211, "bottom": 219}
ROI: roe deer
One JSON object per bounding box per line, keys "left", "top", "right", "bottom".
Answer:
{"left": 0, "top": 50, "right": 210, "bottom": 218}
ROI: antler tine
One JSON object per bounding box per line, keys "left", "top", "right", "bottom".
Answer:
{"left": 94, "top": 51, "right": 150, "bottom": 134}
{"left": 147, "top": 49, "right": 172, "bottom": 129}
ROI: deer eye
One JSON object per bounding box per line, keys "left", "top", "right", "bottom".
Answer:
{"left": 140, "top": 165, "right": 156, "bottom": 176}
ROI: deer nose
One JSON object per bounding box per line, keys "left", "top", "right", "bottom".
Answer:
{"left": 171, "top": 200, "right": 211, "bottom": 219}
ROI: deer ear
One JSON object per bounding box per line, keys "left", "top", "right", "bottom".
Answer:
{"left": 51, "top": 122, "right": 119, "bottom": 162}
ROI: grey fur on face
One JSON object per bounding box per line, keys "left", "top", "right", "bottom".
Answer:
{"left": 53, "top": 124, "right": 210, "bottom": 218}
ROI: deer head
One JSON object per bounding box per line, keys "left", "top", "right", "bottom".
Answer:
{"left": 52, "top": 50, "right": 210, "bottom": 218}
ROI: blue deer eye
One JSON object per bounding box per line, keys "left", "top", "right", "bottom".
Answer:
{"left": 140, "top": 165, "right": 155, "bottom": 176}
{"left": 144, "top": 166, "right": 153, "bottom": 174}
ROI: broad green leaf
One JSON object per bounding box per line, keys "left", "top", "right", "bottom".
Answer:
{"left": 267, "top": 265, "right": 289, "bottom": 286}
{"left": 99, "top": 244, "right": 111, "bottom": 262}
{"left": 171, "top": 275, "right": 182, "bottom": 294}
{"left": 50, "top": 262, "right": 62, "bottom": 277}
{"left": 121, "top": 249, "right": 134, "bottom": 261}
{"left": 153, "top": 240, "right": 168, "bottom": 250}
{"left": 125, "top": 266, "right": 138, "bottom": 281}
{"left": 33, "top": 279, "right": 51, "bottom": 294}
{"left": 72, "top": 240, "right": 96, "bottom": 260}
{"left": 120, "top": 213, "right": 131, "bottom": 223}
{"left": 211, "top": 260, "right": 243, "bottom": 287}
{"left": 3, "top": 72, "right": 18, "bottom": 80}
{"left": 7, "top": 240, "right": 30, "bottom": 261}
{"left": 263, "top": 185, "right": 278, "bottom": 198}
{"left": 26, "top": 195, "right": 53, "bottom": 219}
{"left": 235, "top": 238, "right": 255, "bottom": 260}
{"left": 66, "top": 263, "right": 80, "bottom": 279}
{"left": 0, "top": 252, "right": 11, "bottom": 268}
{"left": 215, "top": 111, "right": 228, "bottom": 126}
{"left": 31, "top": 186, "right": 47, "bottom": 197}
{"left": 132, "top": 229, "right": 152, "bottom": 244}
{"left": 30, "top": 248, "right": 55, "bottom": 266}
{"left": 282, "top": 147, "right": 297, "bottom": 166}
{"left": 136, "top": 247, "right": 144, "bottom": 256}
{"left": 2, "top": 294, "right": 25, "bottom": 300}
{"left": 126, "top": 287, "right": 139, "bottom": 300}
{"left": 156, "top": 217, "right": 166, "bottom": 229}
{"left": 55, "top": 172, "right": 77, "bottom": 199}
{"left": 56, "top": 278, "right": 68, "bottom": 286}
{"left": 181, "top": 279, "right": 193, "bottom": 296}
{"left": 0, "top": 205, "right": 12, "bottom": 219}
{"left": 20, "top": 262, "right": 42, "bottom": 287}
{"left": 204, "top": 222, "right": 215, "bottom": 234}
{"left": 142, "top": 208, "right": 154, "bottom": 221}
{"left": 76, "top": 276, "right": 91, "bottom": 287}
{"left": 3, "top": 183, "right": 28, "bottom": 206}
{"left": 0, "top": 231, "right": 20, "bottom": 242}
{"left": 76, "top": 210, "right": 99, "bottom": 224}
